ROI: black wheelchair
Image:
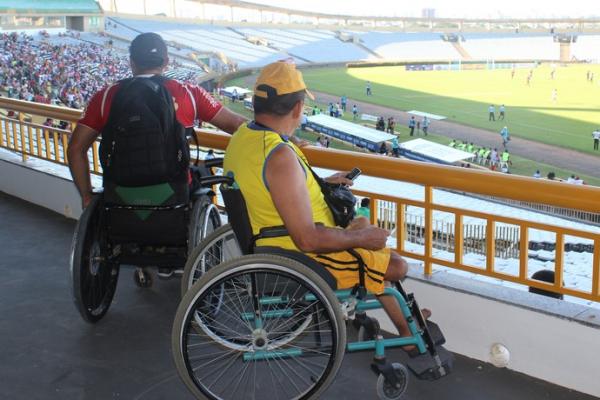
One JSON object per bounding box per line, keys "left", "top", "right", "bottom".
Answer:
{"left": 172, "top": 178, "right": 453, "bottom": 400}
{"left": 70, "top": 158, "right": 226, "bottom": 323}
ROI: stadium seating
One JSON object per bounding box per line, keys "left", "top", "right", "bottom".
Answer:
{"left": 460, "top": 33, "right": 557, "bottom": 60}
{"left": 571, "top": 34, "right": 600, "bottom": 61}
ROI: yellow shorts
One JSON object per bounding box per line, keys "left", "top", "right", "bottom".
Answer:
{"left": 309, "top": 248, "right": 391, "bottom": 295}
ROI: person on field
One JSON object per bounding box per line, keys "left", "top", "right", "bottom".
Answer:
{"left": 488, "top": 104, "right": 495, "bottom": 121}
{"left": 500, "top": 126, "right": 510, "bottom": 148}
{"left": 366, "top": 81, "right": 372, "bottom": 96}
{"left": 408, "top": 116, "right": 416, "bottom": 136}
{"left": 391, "top": 136, "right": 400, "bottom": 157}
{"left": 422, "top": 116, "right": 430, "bottom": 135}
{"left": 386, "top": 117, "right": 395, "bottom": 134}
{"left": 498, "top": 104, "right": 505, "bottom": 120}
{"left": 592, "top": 128, "right": 600, "bottom": 151}
{"left": 352, "top": 104, "right": 359, "bottom": 121}
{"left": 223, "top": 61, "right": 431, "bottom": 349}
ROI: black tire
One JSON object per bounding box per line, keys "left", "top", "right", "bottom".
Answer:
{"left": 172, "top": 254, "right": 346, "bottom": 400}
{"left": 70, "top": 195, "right": 119, "bottom": 323}
{"left": 180, "top": 224, "right": 240, "bottom": 296}
{"left": 376, "top": 363, "right": 409, "bottom": 400}
{"left": 188, "top": 195, "right": 222, "bottom": 256}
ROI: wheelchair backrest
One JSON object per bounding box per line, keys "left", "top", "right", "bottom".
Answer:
{"left": 220, "top": 181, "right": 255, "bottom": 255}
{"left": 102, "top": 180, "right": 190, "bottom": 246}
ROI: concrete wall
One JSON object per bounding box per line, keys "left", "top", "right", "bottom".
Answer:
{"left": 0, "top": 159, "right": 82, "bottom": 219}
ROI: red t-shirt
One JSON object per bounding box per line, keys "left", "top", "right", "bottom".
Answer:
{"left": 78, "top": 77, "right": 222, "bottom": 131}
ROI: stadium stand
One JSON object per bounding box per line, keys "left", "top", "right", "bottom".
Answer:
{"left": 571, "top": 34, "right": 600, "bottom": 61}
{"left": 460, "top": 33, "right": 557, "bottom": 60}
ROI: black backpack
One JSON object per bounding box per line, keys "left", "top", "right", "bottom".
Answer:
{"left": 99, "top": 76, "right": 190, "bottom": 187}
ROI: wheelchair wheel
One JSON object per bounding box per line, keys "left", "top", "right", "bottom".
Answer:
{"left": 70, "top": 195, "right": 119, "bottom": 323}
{"left": 376, "top": 363, "right": 409, "bottom": 400}
{"left": 181, "top": 224, "right": 241, "bottom": 296}
{"left": 172, "top": 255, "right": 346, "bottom": 400}
{"left": 189, "top": 195, "right": 222, "bottom": 255}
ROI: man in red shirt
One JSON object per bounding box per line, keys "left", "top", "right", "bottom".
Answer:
{"left": 68, "top": 32, "right": 246, "bottom": 208}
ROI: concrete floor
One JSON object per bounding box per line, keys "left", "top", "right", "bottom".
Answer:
{"left": 0, "top": 191, "right": 596, "bottom": 400}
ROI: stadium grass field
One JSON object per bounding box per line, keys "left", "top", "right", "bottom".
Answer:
{"left": 222, "top": 98, "right": 600, "bottom": 186}
{"left": 301, "top": 64, "right": 600, "bottom": 155}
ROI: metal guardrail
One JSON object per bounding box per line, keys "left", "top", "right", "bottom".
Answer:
{"left": 1, "top": 97, "right": 599, "bottom": 302}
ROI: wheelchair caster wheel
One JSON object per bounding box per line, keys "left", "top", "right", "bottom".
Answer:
{"left": 134, "top": 268, "right": 153, "bottom": 288}
{"left": 376, "top": 363, "right": 409, "bottom": 400}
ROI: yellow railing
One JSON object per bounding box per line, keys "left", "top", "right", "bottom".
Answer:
{"left": 199, "top": 130, "right": 600, "bottom": 302}
{"left": 1, "top": 97, "right": 600, "bottom": 302}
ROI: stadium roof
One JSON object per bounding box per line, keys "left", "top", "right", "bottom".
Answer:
{"left": 0, "top": 0, "right": 101, "bottom": 15}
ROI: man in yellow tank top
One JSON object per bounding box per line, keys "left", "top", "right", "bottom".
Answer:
{"left": 223, "top": 61, "right": 430, "bottom": 348}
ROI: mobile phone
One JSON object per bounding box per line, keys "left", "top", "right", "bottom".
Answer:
{"left": 346, "top": 167, "right": 362, "bottom": 181}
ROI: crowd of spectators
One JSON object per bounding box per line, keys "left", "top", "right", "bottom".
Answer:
{"left": 0, "top": 31, "right": 200, "bottom": 109}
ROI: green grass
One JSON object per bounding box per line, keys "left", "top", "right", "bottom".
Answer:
{"left": 301, "top": 64, "right": 600, "bottom": 155}
{"left": 222, "top": 77, "right": 600, "bottom": 186}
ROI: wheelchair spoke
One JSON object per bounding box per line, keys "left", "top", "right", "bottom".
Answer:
{"left": 176, "top": 259, "right": 344, "bottom": 400}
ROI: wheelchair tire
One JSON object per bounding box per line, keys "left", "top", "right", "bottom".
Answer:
{"left": 70, "top": 195, "right": 119, "bottom": 323}
{"left": 188, "top": 195, "right": 222, "bottom": 256}
{"left": 172, "top": 254, "right": 346, "bottom": 400}
{"left": 180, "top": 224, "right": 240, "bottom": 296}
{"left": 376, "top": 363, "right": 409, "bottom": 400}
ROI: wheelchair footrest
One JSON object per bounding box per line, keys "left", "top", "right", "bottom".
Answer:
{"left": 425, "top": 320, "right": 446, "bottom": 347}
{"left": 407, "top": 345, "right": 454, "bottom": 381}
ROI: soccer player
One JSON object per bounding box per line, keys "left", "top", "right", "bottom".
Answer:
{"left": 366, "top": 81, "right": 372, "bottom": 96}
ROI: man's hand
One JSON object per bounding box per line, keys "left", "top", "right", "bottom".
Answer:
{"left": 324, "top": 171, "right": 354, "bottom": 186}
{"left": 356, "top": 225, "right": 390, "bottom": 250}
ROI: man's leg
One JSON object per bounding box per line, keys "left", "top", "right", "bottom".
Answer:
{"left": 376, "top": 252, "right": 412, "bottom": 337}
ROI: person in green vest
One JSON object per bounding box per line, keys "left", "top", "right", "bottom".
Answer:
{"left": 467, "top": 142, "right": 474, "bottom": 153}
{"left": 477, "top": 147, "right": 486, "bottom": 164}
{"left": 483, "top": 148, "right": 492, "bottom": 166}
{"left": 448, "top": 139, "right": 456, "bottom": 148}
{"left": 356, "top": 198, "right": 371, "bottom": 219}
{"left": 501, "top": 149, "right": 511, "bottom": 165}
{"left": 458, "top": 141, "right": 467, "bottom": 151}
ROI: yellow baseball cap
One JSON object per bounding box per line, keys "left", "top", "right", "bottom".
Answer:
{"left": 254, "top": 61, "right": 314, "bottom": 100}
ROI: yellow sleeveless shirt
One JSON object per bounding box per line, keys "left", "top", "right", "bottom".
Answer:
{"left": 223, "top": 122, "right": 335, "bottom": 249}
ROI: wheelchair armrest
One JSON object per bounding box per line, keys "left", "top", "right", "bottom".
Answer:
{"left": 203, "top": 158, "right": 223, "bottom": 169}
{"left": 257, "top": 225, "right": 289, "bottom": 239}
{"left": 198, "top": 175, "right": 233, "bottom": 187}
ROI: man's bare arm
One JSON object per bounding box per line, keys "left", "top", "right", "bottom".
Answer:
{"left": 265, "top": 145, "right": 388, "bottom": 253}
{"left": 67, "top": 124, "right": 99, "bottom": 208}
{"left": 209, "top": 107, "right": 247, "bottom": 134}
